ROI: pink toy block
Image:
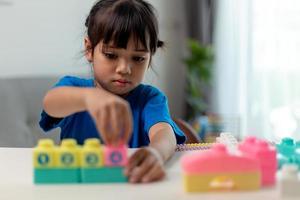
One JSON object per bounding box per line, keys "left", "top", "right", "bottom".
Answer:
{"left": 104, "top": 145, "right": 128, "bottom": 166}
{"left": 182, "top": 144, "right": 260, "bottom": 174}
{"left": 181, "top": 144, "right": 261, "bottom": 191}
{"left": 238, "top": 136, "right": 277, "bottom": 186}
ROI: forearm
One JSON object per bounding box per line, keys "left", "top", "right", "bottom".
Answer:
{"left": 149, "top": 123, "right": 177, "bottom": 162}
{"left": 43, "top": 87, "right": 89, "bottom": 118}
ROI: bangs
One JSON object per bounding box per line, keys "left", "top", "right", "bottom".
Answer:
{"left": 102, "top": 5, "right": 148, "bottom": 50}
{"left": 86, "top": 0, "right": 162, "bottom": 54}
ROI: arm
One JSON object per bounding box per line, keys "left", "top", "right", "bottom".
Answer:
{"left": 124, "top": 122, "right": 177, "bottom": 183}
{"left": 43, "top": 87, "right": 91, "bottom": 118}
{"left": 42, "top": 86, "right": 132, "bottom": 145}
{"left": 148, "top": 122, "right": 176, "bottom": 162}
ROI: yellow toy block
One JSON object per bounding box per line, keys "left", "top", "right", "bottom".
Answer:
{"left": 183, "top": 173, "right": 260, "bottom": 192}
{"left": 55, "top": 139, "right": 80, "bottom": 168}
{"left": 33, "top": 139, "right": 56, "bottom": 168}
{"left": 80, "top": 138, "right": 104, "bottom": 168}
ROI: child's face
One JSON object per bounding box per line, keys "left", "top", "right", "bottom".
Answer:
{"left": 85, "top": 36, "right": 151, "bottom": 96}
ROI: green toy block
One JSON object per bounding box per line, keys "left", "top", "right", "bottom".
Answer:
{"left": 277, "top": 154, "right": 293, "bottom": 169}
{"left": 276, "top": 137, "right": 296, "bottom": 157}
{"left": 81, "top": 167, "right": 127, "bottom": 183}
{"left": 34, "top": 168, "right": 81, "bottom": 184}
{"left": 276, "top": 138, "right": 300, "bottom": 169}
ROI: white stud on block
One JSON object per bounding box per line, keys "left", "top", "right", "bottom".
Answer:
{"left": 216, "top": 132, "right": 238, "bottom": 153}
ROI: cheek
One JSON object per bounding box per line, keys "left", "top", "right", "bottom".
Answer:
{"left": 133, "top": 65, "right": 148, "bottom": 78}
{"left": 92, "top": 56, "right": 114, "bottom": 75}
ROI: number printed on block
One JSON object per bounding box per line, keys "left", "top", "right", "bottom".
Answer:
{"left": 104, "top": 145, "right": 127, "bottom": 166}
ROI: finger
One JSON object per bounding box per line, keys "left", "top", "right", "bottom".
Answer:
{"left": 124, "top": 149, "right": 147, "bottom": 175}
{"left": 99, "top": 105, "right": 112, "bottom": 145}
{"left": 109, "top": 103, "right": 122, "bottom": 146}
{"left": 121, "top": 104, "right": 133, "bottom": 143}
{"left": 141, "top": 163, "right": 165, "bottom": 183}
{"left": 128, "top": 155, "right": 156, "bottom": 183}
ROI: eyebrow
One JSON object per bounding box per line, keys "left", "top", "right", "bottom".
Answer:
{"left": 106, "top": 45, "right": 149, "bottom": 53}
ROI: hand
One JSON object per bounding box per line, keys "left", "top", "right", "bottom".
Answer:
{"left": 84, "top": 88, "right": 133, "bottom": 146}
{"left": 124, "top": 147, "right": 165, "bottom": 183}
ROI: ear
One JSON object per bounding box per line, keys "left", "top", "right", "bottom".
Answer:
{"left": 84, "top": 37, "right": 93, "bottom": 62}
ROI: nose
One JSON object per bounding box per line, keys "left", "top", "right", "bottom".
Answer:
{"left": 116, "top": 59, "right": 131, "bottom": 75}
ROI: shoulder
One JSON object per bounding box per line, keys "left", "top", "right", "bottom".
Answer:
{"left": 132, "top": 84, "right": 168, "bottom": 105}
{"left": 54, "top": 76, "right": 94, "bottom": 87}
{"left": 138, "top": 84, "right": 166, "bottom": 99}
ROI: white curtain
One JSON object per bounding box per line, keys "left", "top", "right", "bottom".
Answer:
{"left": 213, "top": 0, "right": 300, "bottom": 141}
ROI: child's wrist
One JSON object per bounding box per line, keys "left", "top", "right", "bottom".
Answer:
{"left": 146, "top": 146, "right": 164, "bottom": 165}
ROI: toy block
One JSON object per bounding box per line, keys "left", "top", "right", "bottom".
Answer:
{"left": 276, "top": 137, "right": 295, "bottom": 157}
{"left": 80, "top": 138, "right": 104, "bottom": 168}
{"left": 279, "top": 164, "right": 300, "bottom": 198}
{"left": 34, "top": 138, "right": 128, "bottom": 184}
{"left": 276, "top": 137, "right": 300, "bottom": 169}
{"left": 33, "top": 139, "right": 56, "bottom": 168}
{"left": 104, "top": 145, "right": 127, "bottom": 166}
{"left": 81, "top": 167, "right": 127, "bottom": 183}
{"left": 80, "top": 138, "right": 104, "bottom": 183}
{"left": 34, "top": 139, "right": 81, "bottom": 184}
{"left": 80, "top": 139, "right": 127, "bottom": 183}
{"left": 33, "top": 139, "right": 58, "bottom": 184}
{"left": 53, "top": 139, "right": 81, "bottom": 183}
{"left": 181, "top": 144, "right": 260, "bottom": 192}
{"left": 238, "top": 136, "right": 277, "bottom": 186}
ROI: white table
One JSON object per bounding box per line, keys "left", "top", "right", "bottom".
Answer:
{"left": 0, "top": 148, "right": 281, "bottom": 200}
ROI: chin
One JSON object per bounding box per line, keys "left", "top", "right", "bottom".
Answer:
{"left": 111, "top": 88, "right": 131, "bottom": 96}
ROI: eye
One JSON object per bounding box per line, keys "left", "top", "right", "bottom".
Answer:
{"left": 132, "top": 56, "right": 145, "bottom": 63}
{"left": 104, "top": 52, "right": 118, "bottom": 60}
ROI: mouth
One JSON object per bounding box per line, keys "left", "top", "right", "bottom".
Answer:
{"left": 113, "top": 79, "right": 131, "bottom": 87}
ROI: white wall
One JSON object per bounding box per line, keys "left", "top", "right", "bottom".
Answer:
{"left": 0, "top": 0, "right": 187, "bottom": 117}
{"left": 0, "top": 0, "right": 91, "bottom": 77}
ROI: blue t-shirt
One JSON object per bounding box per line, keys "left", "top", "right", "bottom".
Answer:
{"left": 39, "top": 76, "right": 186, "bottom": 148}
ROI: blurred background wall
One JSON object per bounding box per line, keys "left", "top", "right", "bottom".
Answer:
{"left": 1, "top": 0, "right": 300, "bottom": 144}
{"left": 0, "top": 0, "right": 188, "bottom": 118}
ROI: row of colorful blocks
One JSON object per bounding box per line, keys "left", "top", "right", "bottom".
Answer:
{"left": 181, "top": 136, "right": 277, "bottom": 192}
{"left": 33, "top": 138, "right": 128, "bottom": 184}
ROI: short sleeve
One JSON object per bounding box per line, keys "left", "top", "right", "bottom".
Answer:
{"left": 39, "top": 111, "right": 72, "bottom": 132}
{"left": 39, "top": 76, "right": 89, "bottom": 132}
{"left": 142, "top": 88, "right": 186, "bottom": 144}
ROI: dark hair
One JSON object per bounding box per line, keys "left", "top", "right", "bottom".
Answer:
{"left": 85, "top": 0, "right": 164, "bottom": 55}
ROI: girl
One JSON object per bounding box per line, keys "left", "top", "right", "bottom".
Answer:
{"left": 40, "top": 0, "right": 186, "bottom": 183}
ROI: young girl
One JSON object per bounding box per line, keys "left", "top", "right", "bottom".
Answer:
{"left": 39, "top": 0, "right": 186, "bottom": 183}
